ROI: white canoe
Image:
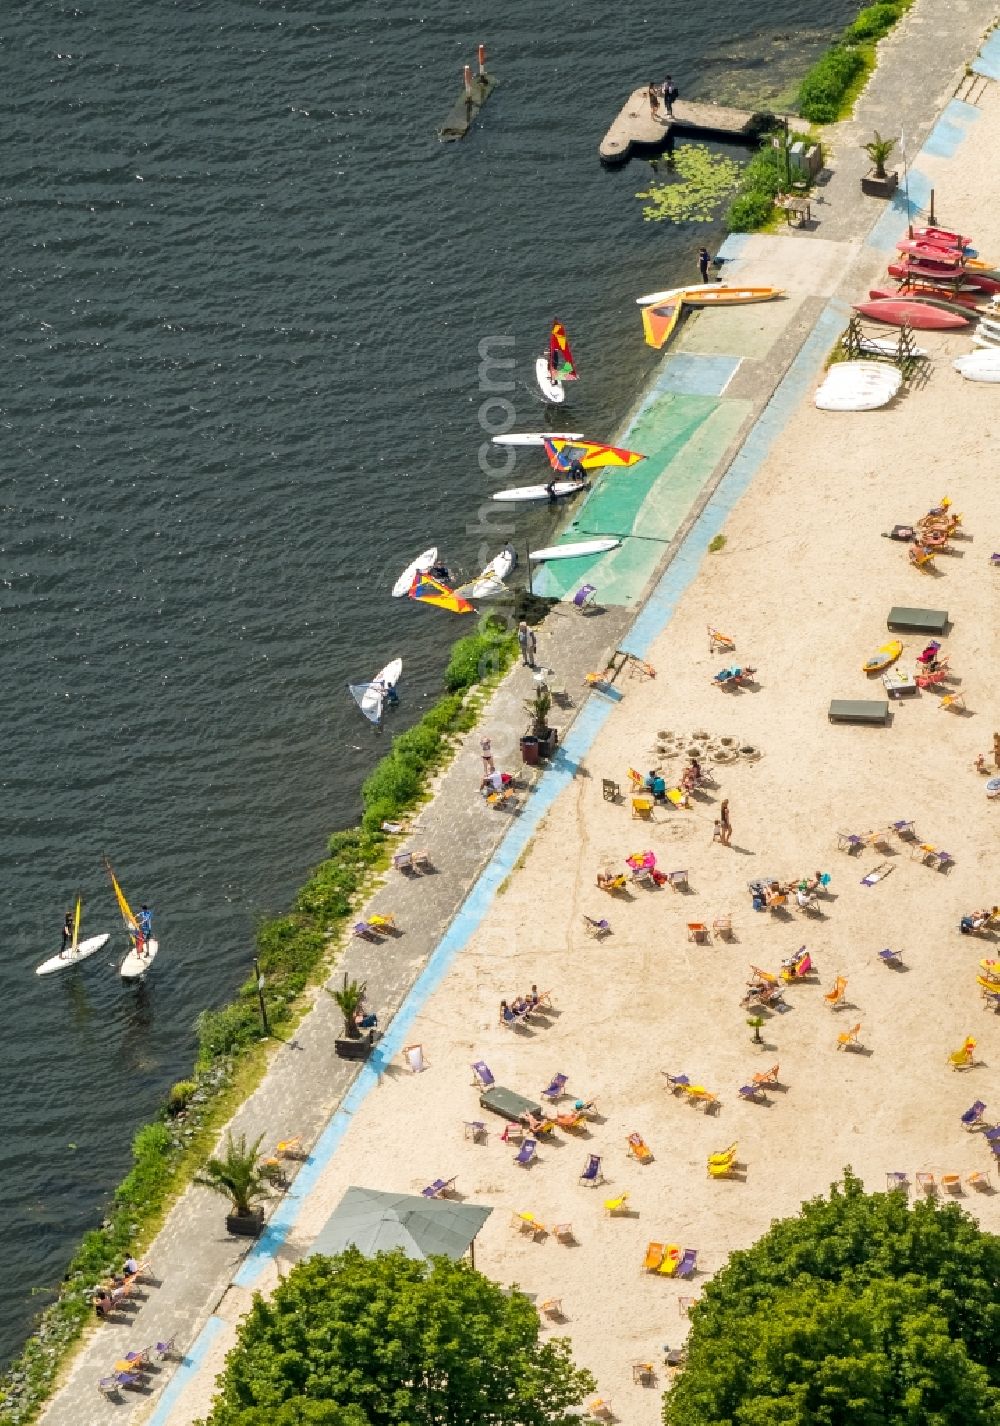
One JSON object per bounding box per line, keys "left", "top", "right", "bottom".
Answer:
{"left": 815, "top": 361, "right": 902, "bottom": 411}
{"left": 529, "top": 538, "right": 621, "bottom": 560}
{"left": 360, "top": 657, "right": 402, "bottom": 719}
{"left": 492, "top": 432, "right": 584, "bottom": 446}
{"left": 391, "top": 547, "right": 437, "bottom": 598}
{"left": 463, "top": 547, "right": 517, "bottom": 598}
{"left": 492, "top": 481, "right": 586, "bottom": 503}
{"left": 535, "top": 357, "right": 566, "bottom": 404}
{"left": 36, "top": 933, "right": 110, "bottom": 977}
{"left": 954, "top": 350, "right": 1000, "bottom": 379}
{"left": 121, "top": 937, "right": 159, "bottom": 983}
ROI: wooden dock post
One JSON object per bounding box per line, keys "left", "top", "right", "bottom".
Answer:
{"left": 438, "top": 45, "right": 496, "bottom": 142}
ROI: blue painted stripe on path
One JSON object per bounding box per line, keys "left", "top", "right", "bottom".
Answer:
{"left": 146, "top": 1315, "right": 225, "bottom": 1426}
{"left": 922, "top": 98, "right": 980, "bottom": 156}
{"left": 654, "top": 354, "right": 742, "bottom": 396}
{"left": 972, "top": 29, "right": 1000, "bottom": 78}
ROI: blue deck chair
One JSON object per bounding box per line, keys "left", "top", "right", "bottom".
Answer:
{"left": 960, "top": 1100, "right": 986, "bottom": 1130}
{"left": 583, "top": 915, "right": 611, "bottom": 937}
{"left": 738, "top": 1083, "right": 762, "bottom": 1102}
{"left": 984, "top": 1124, "right": 1000, "bottom": 1144}
{"left": 471, "top": 1060, "right": 494, "bottom": 1088}
{"left": 878, "top": 948, "right": 903, "bottom": 966}
{"left": 580, "top": 1153, "right": 604, "bottom": 1186}
{"left": 664, "top": 1072, "right": 690, "bottom": 1093}
{"left": 422, "top": 1177, "right": 456, "bottom": 1199}
{"left": 572, "top": 584, "right": 599, "bottom": 613}
{"left": 514, "top": 1139, "right": 537, "bottom": 1167}
{"left": 541, "top": 1072, "right": 568, "bottom": 1102}
{"left": 97, "top": 1377, "right": 121, "bottom": 1401}
{"left": 675, "top": 1248, "right": 698, "bottom": 1279}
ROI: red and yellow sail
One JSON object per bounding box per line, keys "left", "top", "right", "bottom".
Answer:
{"left": 408, "top": 573, "right": 474, "bottom": 614}
{"left": 641, "top": 297, "right": 684, "bottom": 350}
{"left": 104, "top": 858, "right": 137, "bottom": 931}
{"left": 548, "top": 321, "right": 577, "bottom": 380}
{"left": 544, "top": 438, "right": 645, "bottom": 471}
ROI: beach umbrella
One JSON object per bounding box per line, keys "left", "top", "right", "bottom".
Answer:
{"left": 308, "top": 1187, "right": 492, "bottom": 1265}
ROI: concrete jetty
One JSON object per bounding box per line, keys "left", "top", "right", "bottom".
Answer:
{"left": 599, "top": 87, "right": 788, "bottom": 164}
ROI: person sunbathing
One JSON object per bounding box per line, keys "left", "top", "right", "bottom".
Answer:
{"left": 795, "top": 885, "right": 817, "bottom": 909}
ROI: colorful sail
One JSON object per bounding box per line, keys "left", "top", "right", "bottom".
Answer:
{"left": 103, "top": 858, "right": 137, "bottom": 932}
{"left": 407, "top": 572, "right": 474, "bottom": 614}
{"left": 544, "top": 437, "right": 645, "bottom": 471}
{"left": 72, "top": 895, "right": 82, "bottom": 952}
{"left": 642, "top": 297, "right": 684, "bottom": 350}
{"left": 548, "top": 321, "right": 578, "bottom": 381}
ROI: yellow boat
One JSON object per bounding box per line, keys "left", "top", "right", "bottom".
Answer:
{"left": 862, "top": 640, "right": 903, "bottom": 674}
{"left": 679, "top": 285, "right": 784, "bottom": 306}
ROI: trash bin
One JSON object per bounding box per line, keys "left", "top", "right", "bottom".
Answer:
{"left": 520, "top": 735, "right": 540, "bottom": 766}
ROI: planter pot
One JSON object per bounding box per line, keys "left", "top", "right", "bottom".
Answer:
{"left": 537, "top": 727, "right": 558, "bottom": 759}
{"left": 520, "top": 735, "right": 540, "bottom": 766}
{"left": 335, "top": 1030, "right": 375, "bottom": 1061}
{"left": 226, "top": 1208, "right": 265, "bottom": 1238}
{"left": 861, "top": 169, "right": 899, "bottom": 198}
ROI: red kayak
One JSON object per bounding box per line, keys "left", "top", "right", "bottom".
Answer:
{"left": 914, "top": 225, "right": 972, "bottom": 250}
{"left": 896, "top": 238, "right": 963, "bottom": 265}
{"left": 853, "top": 299, "right": 970, "bottom": 330}
{"left": 869, "top": 286, "right": 982, "bottom": 313}
{"left": 888, "top": 260, "right": 1000, "bottom": 294}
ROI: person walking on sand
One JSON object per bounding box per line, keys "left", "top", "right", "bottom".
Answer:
{"left": 698, "top": 246, "right": 712, "bottom": 283}
{"left": 663, "top": 76, "right": 678, "bottom": 116}
{"left": 719, "top": 798, "right": 732, "bottom": 846}
{"left": 517, "top": 620, "right": 537, "bottom": 668}
{"left": 647, "top": 81, "right": 660, "bottom": 119}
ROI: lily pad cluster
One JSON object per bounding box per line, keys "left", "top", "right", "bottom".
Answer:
{"left": 636, "top": 144, "right": 742, "bottom": 223}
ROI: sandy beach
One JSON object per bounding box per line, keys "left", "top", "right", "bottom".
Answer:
{"left": 164, "top": 77, "right": 1000, "bottom": 1426}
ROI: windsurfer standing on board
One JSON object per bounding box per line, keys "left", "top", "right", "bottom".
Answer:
{"left": 60, "top": 910, "right": 73, "bottom": 954}
{"left": 136, "top": 903, "right": 153, "bottom": 957}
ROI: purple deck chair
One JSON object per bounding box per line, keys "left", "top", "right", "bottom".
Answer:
{"left": 471, "top": 1060, "right": 495, "bottom": 1089}
{"left": 572, "top": 584, "right": 599, "bottom": 613}
{"left": 514, "top": 1138, "right": 537, "bottom": 1167}
{"left": 115, "top": 1371, "right": 147, "bottom": 1393}
{"left": 675, "top": 1248, "right": 698, "bottom": 1279}
{"left": 738, "top": 1083, "right": 762, "bottom": 1102}
{"left": 541, "top": 1073, "right": 568, "bottom": 1102}
{"left": 422, "top": 1177, "right": 455, "bottom": 1199}
{"left": 878, "top": 948, "right": 903, "bottom": 967}
{"left": 960, "top": 1100, "right": 986, "bottom": 1130}
{"left": 579, "top": 1153, "right": 603, "bottom": 1186}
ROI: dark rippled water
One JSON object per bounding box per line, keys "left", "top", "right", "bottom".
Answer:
{"left": 0, "top": 0, "right": 855, "bottom": 1364}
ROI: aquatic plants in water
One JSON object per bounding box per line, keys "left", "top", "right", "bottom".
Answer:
{"left": 636, "top": 144, "right": 741, "bottom": 223}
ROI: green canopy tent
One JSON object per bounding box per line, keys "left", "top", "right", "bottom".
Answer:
{"left": 308, "top": 1187, "right": 492, "bottom": 1267}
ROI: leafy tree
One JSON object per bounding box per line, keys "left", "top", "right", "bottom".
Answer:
{"left": 201, "top": 1249, "right": 595, "bottom": 1426}
{"left": 665, "top": 1170, "right": 1000, "bottom": 1426}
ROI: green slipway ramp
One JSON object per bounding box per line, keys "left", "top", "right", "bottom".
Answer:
{"left": 533, "top": 394, "right": 750, "bottom": 605}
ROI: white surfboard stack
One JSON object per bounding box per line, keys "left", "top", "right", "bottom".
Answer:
{"left": 814, "top": 361, "right": 903, "bottom": 411}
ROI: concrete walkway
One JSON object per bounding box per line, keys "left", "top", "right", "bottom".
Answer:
{"left": 31, "top": 3, "right": 999, "bottom": 1422}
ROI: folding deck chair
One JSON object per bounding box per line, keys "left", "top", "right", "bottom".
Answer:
{"left": 579, "top": 1154, "right": 604, "bottom": 1186}
{"left": 421, "top": 1177, "right": 456, "bottom": 1199}
{"left": 541, "top": 1073, "right": 568, "bottom": 1102}
{"left": 626, "top": 1132, "right": 653, "bottom": 1164}
{"left": 514, "top": 1139, "right": 537, "bottom": 1167}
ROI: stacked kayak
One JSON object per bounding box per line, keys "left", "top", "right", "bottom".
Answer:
{"left": 953, "top": 349, "right": 1000, "bottom": 382}
{"left": 815, "top": 361, "right": 903, "bottom": 411}
{"left": 853, "top": 299, "right": 970, "bottom": 330}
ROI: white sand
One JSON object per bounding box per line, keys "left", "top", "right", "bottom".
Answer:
{"left": 172, "top": 90, "right": 1000, "bottom": 1426}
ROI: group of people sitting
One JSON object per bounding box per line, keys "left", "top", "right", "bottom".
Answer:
{"left": 749, "top": 872, "right": 829, "bottom": 912}
{"left": 499, "top": 986, "right": 550, "bottom": 1026}
{"left": 480, "top": 769, "right": 514, "bottom": 797}
{"left": 643, "top": 758, "right": 704, "bottom": 801}
{"left": 960, "top": 906, "right": 999, "bottom": 935}
{"left": 94, "top": 1255, "right": 147, "bottom": 1319}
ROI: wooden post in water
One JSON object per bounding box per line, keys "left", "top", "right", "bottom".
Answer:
{"left": 478, "top": 43, "right": 487, "bottom": 76}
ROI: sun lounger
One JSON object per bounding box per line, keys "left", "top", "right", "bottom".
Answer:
{"left": 554, "top": 1110, "right": 586, "bottom": 1130}
{"left": 960, "top": 1100, "right": 986, "bottom": 1130}
{"left": 352, "top": 920, "right": 378, "bottom": 941}
{"left": 878, "top": 948, "right": 903, "bottom": 967}
{"left": 684, "top": 1085, "right": 719, "bottom": 1111}
{"left": 659, "top": 1244, "right": 682, "bottom": 1277}
{"left": 666, "top": 869, "right": 689, "bottom": 889}
{"left": 708, "top": 1143, "right": 737, "bottom": 1165}
{"left": 403, "top": 1044, "right": 425, "bottom": 1073}
{"left": 579, "top": 1153, "right": 604, "bottom": 1186}
{"left": 916, "top": 1172, "right": 936, "bottom": 1194}
{"left": 540, "top": 1297, "right": 563, "bottom": 1318}
{"left": 707, "top": 1156, "right": 737, "bottom": 1179}
{"left": 470, "top": 1061, "right": 495, "bottom": 1089}
{"left": 828, "top": 700, "right": 889, "bottom": 726}
{"left": 521, "top": 1110, "right": 556, "bottom": 1135}
{"left": 541, "top": 1073, "right": 568, "bottom": 1102}
{"left": 663, "top": 1072, "right": 690, "bottom": 1094}
{"left": 675, "top": 1248, "right": 698, "bottom": 1279}
{"left": 887, "top": 606, "right": 948, "bottom": 634}
{"left": 967, "top": 1171, "right": 990, "bottom": 1190}
{"left": 632, "top": 1360, "right": 656, "bottom": 1385}
{"left": 939, "top": 692, "right": 965, "bottom": 712}
{"left": 837, "top": 832, "right": 864, "bottom": 852}
{"left": 753, "top": 1064, "right": 779, "bottom": 1086}
{"left": 392, "top": 851, "right": 414, "bottom": 872}
{"left": 552, "top": 1222, "right": 574, "bottom": 1242}
{"left": 602, "top": 778, "right": 620, "bottom": 801}
{"left": 824, "top": 976, "right": 848, "bottom": 1009}
{"left": 154, "top": 1339, "right": 179, "bottom": 1361}
{"left": 642, "top": 1242, "right": 665, "bottom": 1272}
{"left": 687, "top": 922, "right": 709, "bottom": 943}
{"left": 940, "top": 1173, "right": 961, "bottom": 1193}
{"left": 631, "top": 795, "right": 653, "bottom": 819}
{"left": 422, "top": 1177, "right": 456, "bottom": 1199}
{"left": 712, "top": 913, "right": 733, "bottom": 937}
{"left": 603, "top": 1192, "right": 629, "bottom": 1216}
{"left": 114, "top": 1371, "right": 148, "bottom": 1393}
{"left": 626, "top": 1132, "right": 653, "bottom": 1164}
{"left": 464, "top": 1120, "right": 488, "bottom": 1142}
{"left": 947, "top": 1037, "right": 976, "bottom": 1070}
{"left": 738, "top": 1083, "right": 763, "bottom": 1102}
{"left": 589, "top": 1398, "right": 613, "bottom": 1421}
{"left": 885, "top": 1172, "right": 909, "bottom": 1191}
{"left": 97, "top": 1377, "right": 121, "bottom": 1401}
{"left": 514, "top": 1139, "right": 537, "bottom": 1167}
{"left": 511, "top": 1211, "right": 546, "bottom": 1237}
{"left": 836, "top": 1022, "right": 862, "bottom": 1051}
{"left": 583, "top": 915, "right": 611, "bottom": 937}
{"left": 888, "top": 819, "right": 915, "bottom": 839}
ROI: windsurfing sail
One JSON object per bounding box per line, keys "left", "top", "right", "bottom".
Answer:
{"left": 72, "top": 895, "right": 82, "bottom": 951}
{"left": 103, "top": 857, "right": 138, "bottom": 935}
{"left": 349, "top": 682, "right": 385, "bottom": 726}
{"left": 544, "top": 437, "right": 645, "bottom": 471}
{"left": 408, "top": 572, "right": 475, "bottom": 614}
{"left": 454, "top": 573, "right": 506, "bottom": 599}
{"left": 642, "top": 297, "right": 685, "bottom": 350}
{"left": 548, "top": 321, "right": 578, "bottom": 381}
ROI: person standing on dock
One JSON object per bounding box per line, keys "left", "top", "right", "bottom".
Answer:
{"left": 663, "top": 76, "right": 678, "bottom": 116}
{"left": 647, "top": 81, "right": 660, "bottom": 118}
{"left": 698, "top": 246, "right": 712, "bottom": 283}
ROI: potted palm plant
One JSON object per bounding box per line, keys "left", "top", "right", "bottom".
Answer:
{"left": 196, "top": 1131, "right": 269, "bottom": 1237}
{"left": 860, "top": 131, "right": 898, "bottom": 197}
{"left": 328, "top": 975, "right": 376, "bottom": 1060}
{"left": 521, "top": 687, "right": 557, "bottom": 763}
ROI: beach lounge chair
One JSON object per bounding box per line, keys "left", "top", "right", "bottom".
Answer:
{"left": 540, "top": 1298, "right": 563, "bottom": 1319}
{"left": 967, "top": 1170, "right": 990, "bottom": 1190}
{"left": 514, "top": 1139, "right": 537, "bottom": 1167}
{"left": 753, "top": 1064, "right": 780, "bottom": 1087}
{"left": 598, "top": 873, "right": 629, "bottom": 895}
{"left": 582, "top": 915, "right": 611, "bottom": 938}
{"left": 422, "top": 1177, "right": 456, "bottom": 1199}
{"left": 712, "top": 913, "right": 733, "bottom": 938}
{"left": 889, "top": 819, "right": 915, "bottom": 839}
{"left": 707, "top": 1151, "right": 737, "bottom": 1179}
{"left": 552, "top": 1222, "right": 574, "bottom": 1242}
{"left": 626, "top": 1132, "right": 653, "bottom": 1164}
{"left": 738, "top": 1083, "right": 763, "bottom": 1102}
{"left": 676, "top": 1248, "right": 698, "bottom": 1279}
{"left": 97, "top": 1377, "right": 121, "bottom": 1401}
{"left": 947, "top": 1037, "right": 976, "bottom": 1070}
{"left": 940, "top": 1173, "right": 962, "bottom": 1193}
{"left": 627, "top": 767, "right": 644, "bottom": 790}
{"left": 589, "top": 1398, "right": 613, "bottom": 1421}
{"left": 708, "top": 1143, "right": 737, "bottom": 1166}
{"left": 666, "top": 789, "right": 691, "bottom": 810}
{"left": 915, "top": 1172, "right": 936, "bottom": 1194}
{"left": 824, "top": 976, "right": 848, "bottom": 1009}
{"left": 686, "top": 922, "right": 709, "bottom": 943}
{"left": 878, "top": 948, "right": 903, "bottom": 967}
{"left": 939, "top": 692, "right": 966, "bottom": 712}
{"left": 603, "top": 1192, "right": 629, "bottom": 1216}
{"left": 114, "top": 1371, "right": 148, "bottom": 1393}
{"left": 631, "top": 795, "right": 653, "bottom": 819}
{"left": 908, "top": 544, "right": 935, "bottom": 569}
{"left": 511, "top": 1211, "right": 546, "bottom": 1238}
{"left": 470, "top": 1060, "right": 494, "bottom": 1089}
{"left": 837, "top": 832, "right": 864, "bottom": 853}
{"left": 836, "top": 1022, "right": 862, "bottom": 1051}
{"left": 666, "top": 868, "right": 689, "bottom": 888}
{"left": 663, "top": 1072, "right": 690, "bottom": 1094}
{"left": 573, "top": 583, "right": 599, "bottom": 612}
{"left": 554, "top": 1109, "right": 586, "bottom": 1131}
{"left": 499, "top": 1003, "right": 528, "bottom": 1029}
{"left": 984, "top": 1126, "right": 1000, "bottom": 1145}
{"left": 403, "top": 1044, "right": 425, "bottom": 1073}
{"left": 915, "top": 667, "right": 949, "bottom": 689}
{"left": 521, "top": 1110, "right": 556, "bottom": 1135}
{"left": 659, "top": 1244, "right": 682, "bottom": 1277}
{"left": 464, "top": 1120, "right": 488, "bottom": 1143}
{"left": 579, "top": 1154, "right": 604, "bottom": 1186}
{"left": 392, "top": 851, "right": 414, "bottom": 872}
{"left": 154, "top": 1339, "right": 178, "bottom": 1362}
{"left": 708, "top": 626, "right": 735, "bottom": 652}
{"left": 367, "top": 913, "right": 397, "bottom": 933}
{"left": 960, "top": 1100, "right": 986, "bottom": 1130}
{"left": 541, "top": 1073, "right": 568, "bottom": 1102}
{"left": 886, "top": 1172, "right": 909, "bottom": 1191}
{"left": 352, "top": 920, "right": 378, "bottom": 941}
{"left": 642, "top": 1242, "right": 665, "bottom": 1273}
{"left": 632, "top": 1360, "right": 656, "bottom": 1385}
{"left": 602, "top": 778, "right": 620, "bottom": 801}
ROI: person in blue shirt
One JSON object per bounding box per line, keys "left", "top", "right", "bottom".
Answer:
{"left": 136, "top": 904, "right": 153, "bottom": 953}
{"left": 645, "top": 769, "right": 667, "bottom": 800}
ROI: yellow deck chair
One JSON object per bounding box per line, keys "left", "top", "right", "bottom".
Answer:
{"left": 666, "top": 787, "right": 690, "bottom": 808}
{"left": 750, "top": 965, "right": 778, "bottom": 984}
{"left": 939, "top": 692, "right": 966, "bottom": 712}
{"left": 367, "top": 913, "right": 396, "bottom": 931}
{"left": 540, "top": 1297, "right": 562, "bottom": 1319}
{"left": 824, "top": 976, "right": 847, "bottom": 1009}
{"left": 627, "top": 767, "right": 644, "bottom": 790}
{"left": 940, "top": 1173, "right": 961, "bottom": 1193}
{"left": 642, "top": 1241, "right": 665, "bottom": 1272}
{"left": 512, "top": 1212, "right": 546, "bottom": 1237}
{"left": 708, "top": 625, "right": 735, "bottom": 652}
{"left": 631, "top": 795, "right": 653, "bottom": 819}
{"left": 708, "top": 1158, "right": 736, "bottom": 1179}
{"left": 947, "top": 1036, "right": 976, "bottom": 1069}
{"left": 685, "top": 1085, "right": 718, "bottom": 1111}
{"left": 836, "top": 1022, "right": 861, "bottom": 1051}
{"left": 626, "top": 1132, "right": 653, "bottom": 1164}
{"left": 708, "top": 1142, "right": 736, "bottom": 1163}
{"left": 603, "top": 1192, "right": 630, "bottom": 1217}
{"left": 659, "top": 1244, "right": 681, "bottom": 1276}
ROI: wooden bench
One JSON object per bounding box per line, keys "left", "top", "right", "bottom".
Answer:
{"left": 886, "top": 606, "right": 949, "bottom": 634}
{"left": 392, "top": 849, "right": 432, "bottom": 873}
{"left": 828, "top": 700, "right": 889, "bottom": 726}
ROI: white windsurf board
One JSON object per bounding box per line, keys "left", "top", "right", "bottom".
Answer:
{"left": 534, "top": 358, "right": 565, "bottom": 404}
{"left": 528, "top": 538, "right": 621, "bottom": 560}
{"left": 36, "top": 933, "right": 111, "bottom": 977}
{"left": 391, "top": 547, "right": 437, "bottom": 598}
{"left": 120, "top": 937, "right": 159, "bottom": 983}
{"left": 492, "top": 482, "right": 586, "bottom": 503}
{"left": 492, "top": 433, "right": 584, "bottom": 446}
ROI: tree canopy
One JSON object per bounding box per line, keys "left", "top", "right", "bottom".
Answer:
{"left": 665, "top": 1170, "right": 1000, "bottom": 1426}
{"left": 200, "top": 1249, "right": 595, "bottom": 1426}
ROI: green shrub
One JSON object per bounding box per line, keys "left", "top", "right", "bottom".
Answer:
{"left": 196, "top": 1000, "right": 263, "bottom": 1065}
{"left": 444, "top": 616, "right": 517, "bottom": 692}
{"left": 726, "top": 189, "right": 776, "bottom": 232}
{"left": 797, "top": 45, "right": 866, "bottom": 122}
{"left": 846, "top": 1, "right": 901, "bottom": 40}
{"left": 166, "top": 1079, "right": 198, "bottom": 1116}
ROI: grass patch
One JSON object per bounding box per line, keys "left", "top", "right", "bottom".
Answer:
{"left": 708, "top": 534, "right": 727, "bottom": 552}
{"left": 0, "top": 614, "right": 520, "bottom": 1426}
{"left": 796, "top": 0, "right": 913, "bottom": 123}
